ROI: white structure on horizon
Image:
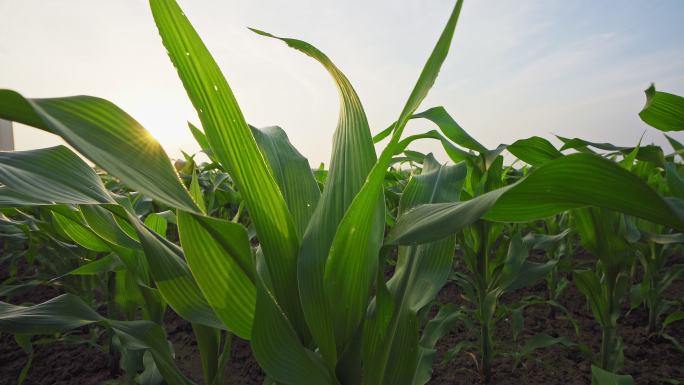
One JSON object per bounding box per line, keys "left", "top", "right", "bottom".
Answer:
{"left": 0, "top": 120, "right": 14, "bottom": 151}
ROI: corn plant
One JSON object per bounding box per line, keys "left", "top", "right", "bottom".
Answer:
{"left": 572, "top": 208, "right": 635, "bottom": 374}
{"left": 1, "top": 2, "right": 684, "bottom": 385}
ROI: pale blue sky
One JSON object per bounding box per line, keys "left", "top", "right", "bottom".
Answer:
{"left": 1, "top": 1, "right": 683, "bottom": 164}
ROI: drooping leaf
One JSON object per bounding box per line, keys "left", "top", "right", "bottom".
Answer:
{"left": 412, "top": 305, "right": 465, "bottom": 385}
{"left": 0, "top": 294, "right": 194, "bottom": 385}
{"left": 411, "top": 106, "right": 487, "bottom": 153}
{"left": 557, "top": 135, "right": 665, "bottom": 166}
{"left": 0, "top": 146, "right": 114, "bottom": 205}
{"left": 665, "top": 163, "right": 684, "bottom": 199}
{"left": 387, "top": 153, "right": 684, "bottom": 246}
{"left": 0, "top": 90, "right": 198, "bottom": 211}
{"left": 63, "top": 254, "right": 125, "bottom": 276}
{"left": 639, "top": 84, "right": 684, "bottom": 132}
{"left": 507, "top": 136, "right": 562, "bottom": 166}
{"left": 250, "top": 27, "right": 378, "bottom": 365}
{"left": 0, "top": 186, "right": 51, "bottom": 207}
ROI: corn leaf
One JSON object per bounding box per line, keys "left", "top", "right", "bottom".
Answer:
{"left": 0, "top": 146, "right": 114, "bottom": 205}
{"left": 0, "top": 294, "right": 195, "bottom": 385}
{"left": 50, "top": 207, "right": 111, "bottom": 252}
{"left": 557, "top": 136, "right": 665, "bottom": 166}
{"left": 507, "top": 136, "right": 562, "bottom": 166}
{"left": 499, "top": 234, "right": 556, "bottom": 293}
{"left": 388, "top": 153, "right": 684, "bottom": 245}
{"left": 413, "top": 305, "right": 465, "bottom": 385}
{"left": 363, "top": 155, "right": 465, "bottom": 385}
{"left": 639, "top": 84, "right": 684, "bottom": 132}
{"left": 411, "top": 107, "right": 487, "bottom": 153}
{"left": 80, "top": 205, "right": 141, "bottom": 249}
{"left": 177, "top": 211, "right": 256, "bottom": 339}
{"left": 0, "top": 186, "right": 51, "bottom": 207}
{"left": 250, "top": 28, "right": 378, "bottom": 365}
{"left": 150, "top": 0, "right": 304, "bottom": 334}
{"left": 251, "top": 125, "right": 320, "bottom": 239}
{"left": 324, "top": 0, "right": 464, "bottom": 352}
{"left": 0, "top": 90, "right": 198, "bottom": 212}
{"left": 251, "top": 269, "right": 334, "bottom": 385}
{"left": 125, "top": 210, "right": 225, "bottom": 330}
{"left": 591, "top": 365, "right": 635, "bottom": 385}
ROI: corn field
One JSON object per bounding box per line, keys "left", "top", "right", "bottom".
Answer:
{"left": 1, "top": 1, "right": 683, "bottom": 384}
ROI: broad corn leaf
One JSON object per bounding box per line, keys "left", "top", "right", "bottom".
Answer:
{"left": 251, "top": 28, "right": 378, "bottom": 365}
{"left": 0, "top": 90, "right": 198, "bottom": 212}
{"left": 177, "top": 211, "right": 256, "bottom": 339}
{"left": 150, "top": 0, "right": 304, "bottom": 334}
{"left": 324, "top": 0, "right": 464, "bottom": 353}
{"left": 0, "top": 146, "right": 114, "bottom": 205}
{"left": 388, "top": 153, "right": 684, "bottom": 245}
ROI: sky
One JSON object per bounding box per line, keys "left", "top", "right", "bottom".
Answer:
{"left": 1, "top": 0, "right": 683, "bottom": 165}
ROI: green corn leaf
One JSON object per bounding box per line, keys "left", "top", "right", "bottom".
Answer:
{"left": 251, "top": 272, "right": 334, "bottom": 385}
{"left": 557, "top": 136, "right": 665, "bottom": 166}
{"left": 0, "top": 293, "right": 195, "bottom": 385}
{"left": 665, "top": 163, "right": 684, "bottom": 199}
{"left": 0, "top": 146, "right": 114, "bottom": 205}
{"left": 250, "top": 28, "right": 378, "bottom": 365}
{"left": 323, "top": 0, "right": 464, "bottom": 354}
{"left": 125, "top": 209, "right": 225, "bottom": 330}
{"left": 574, "top": 269, "right": 608, "bottom": 327}
{"left": 412, "top": 305, "right": 465, "bottom": 385}
{"left": 192, "top": 323, "right": 221, "bottom": 385}
{"left": 188, "top": 122, "right": 212, "bottom": 155}
{"left": 111, "top": 319, "right": 196, "bottom": 385}
{"left": 522, "top": 229, "right": 571, "bottom": 251}
{"left": 519, "top": 333, "right": 574, "bottom": 357}
{"left": 363, "top": 155, "right": 465, "bottom": 385}
{"left": 251, "top": 125, "right": 320, "bottom": 239}
{"left": 639, "top": 84, "right": 684, "bottom": 132}
{"left": 591, "top": 365, "right": 635, "bottom": 385}
{"left": 63, "top": 254, "right": 125, "bottom": 276}
{"left": 50, "top": 206, "right": 111, "bottom": 252}
{"left": 387, "top": 153, "right": 684, "bottom": 245}
{"left": 150, "top": 0, "right": 304, "bottom": 334}
{"left": 0, "top": 294, "right": 102, "bottom": 333}
{"left": 499, "top": 234, "right": 557, "bottom": 293}
{"left": 189, "top": 170, "right": 207, "bottom": 214}
{"left": 411, "top": 107, "right": 487, "bottom": 153}
{"left": 144, "top": 212, "right": 169, "bottom": 236}
{"left": 665, "top": 134, "right": 684, "bottom": 160}
{"left": 14, "top": 334, "right": 33, "bottom": 385}
{"left": 177, "top": 211, "right": 256, "bottom": 339}
{"left": 507, "top": 136, "right": 562, "bottom": 166}
{"left": 80, "top": 205, "right": 141, "bottom": 249}
{"left": 395, "top": 130, "right": 476, "bottom": 164}
{"left": 0, "top": 186, "right": 51, "bottom": 207}
{"left": 0, "top": 90, "right": 198, "bottom": 212}
{"left": 663, "top": 310, "right": 684, "bottom": 329}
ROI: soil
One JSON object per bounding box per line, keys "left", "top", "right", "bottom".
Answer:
{"left": 1, "top": 252, "right": 683, "bottom": 385}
